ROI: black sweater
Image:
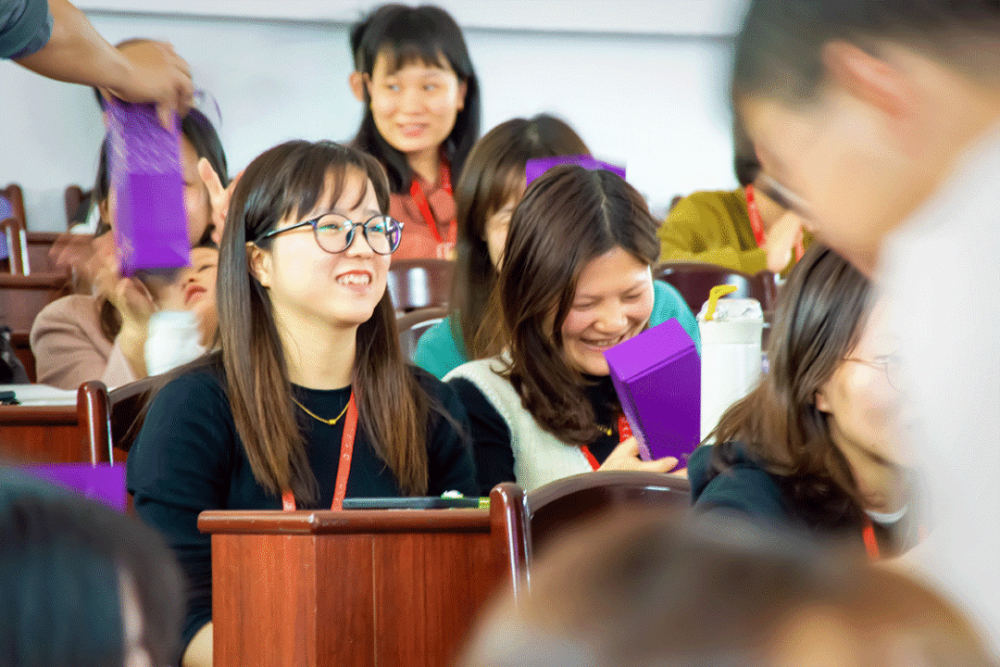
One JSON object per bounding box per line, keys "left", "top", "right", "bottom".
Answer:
{"left": 449, "top": 374, "right": 623, "bottom": 495}
{"left": 126, "top": 364, "right": 477, "bottom": 651}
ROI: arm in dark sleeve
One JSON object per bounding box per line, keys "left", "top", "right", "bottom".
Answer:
{"left": 125, "top": 371, "right": 235, "bottom": 651}
{"left": 419, "top": 371, "right": 479, "bottom": 497}
{"left": 448, "top": 377, "right": 514, "bottom": 496}
{"left": 0, "top": 0, "right": 52, "bottom": 60}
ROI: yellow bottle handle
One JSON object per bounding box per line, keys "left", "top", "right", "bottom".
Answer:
{"left": 704, "top": 284, "right": 738, "bottom": 321}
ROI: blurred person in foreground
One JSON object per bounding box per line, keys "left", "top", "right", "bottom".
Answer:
{"left": 730, "top": 0, "right": 1000, "bottom": 650}
{"left": 0, "top": 471, "right": 185, "bottom": 667}
{"left": 461, "top": 512, "right": 996, "bottom": 667}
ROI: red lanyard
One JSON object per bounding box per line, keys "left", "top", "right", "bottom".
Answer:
{"left": 862, "top": 515, "right": 881, "bottom": 561}
{"left": 281, "top": 393, "right": 358, "bottom": 511}
{"left": 745, "top": 184, "right": 805, "bottom": 262}
{"left": 408, "top": 159, "right": 453, "bottom": 245}
{"left": 581, "top": 414, "right": 633, "bottom": 471}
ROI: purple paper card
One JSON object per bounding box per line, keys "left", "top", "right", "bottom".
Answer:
{"left": 105, "top": 99, "right": 190, "bottom": 276}
{"left": 525, "top": 155, "right": 626, "bottom": 187}
{"left": 19, "top": 463, "right": 126, "bottom": 512}
{"left": 603, "top": 318, "right": 700, "bottom": 462}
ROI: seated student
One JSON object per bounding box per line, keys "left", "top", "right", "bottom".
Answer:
{"left": 447, "top": 165, "right": 700, "bottom": 495}
{"left": 658, "top": 122, "right": 808, "bottom": 274}
{"left": 460, "top": 512, "right": 995, "bottom": 667}
{"left": 414, "top": 114, "right": 591, "bottom": 378}
{"left": 350, "top": 4, "right": 480, "bottom": 260}
{"left": 0, "top": 471, "right": 185, "bottom": 667}
{"left": 30, "top": 108, "right": 227, "bottom": 390}
{"left": 689, "top": 244, "right": 913, "bottom": 559}
{"left": 126, "top": 140, "right": 478, "bottom": 667}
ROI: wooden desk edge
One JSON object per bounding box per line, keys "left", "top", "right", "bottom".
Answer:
{"left": 198, "top": 508, "right": 491, "bottom": 535}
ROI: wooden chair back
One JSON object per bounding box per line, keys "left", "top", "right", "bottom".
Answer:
{"left": 0, "top": 381, "right": 113, "bottom": 465}
{"left": 655, "top": 262, "right": 778, "bottom": 315}
{"left": 8, "top": 331, "right": 35, "bottom": 382}
{"left": 386, "top": 259, "right": 453, "bottom": 312}
{"left": 0, "top": 184, "right": 26, "bottom": 226}
{"left": 0, "top": 272, "right": 71, "bottom": 333}
{"left": 0, "top": 217, "right": 29, "bottom": 275}
{"left": 26, "top": 231, "right": 65, "bottom": 274}
{"left": 489, "top": 471, "right": 691, "bottom": 599}
{"left": 65, "top": 185, "right": 93, "bottom": 228}
{"left": 108, "top": 377, "right": 157, "bottom": 461}
{"left": 396, "top": 306, "right": 449, "bottom": 361}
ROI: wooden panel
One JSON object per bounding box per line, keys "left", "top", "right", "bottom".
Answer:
{"left": 373, "top": 531, "right": 498, "bottom": 667}
{"left": 9, "top": 331, "right": 35, "bottom": 382}
{"left": 0, "top": 406, "right": 87, "bottom": 464}
{"left": 0, "top": 272, "right": 70, "bottom": 332}
{"left": 212, "top": 533, "right": 375, "bottom": 667}
{"left": 199, "top": 508, "right": 491, "bottom": 535}
{"left": 26, "top": 232, "right": 65, "bottom": 274}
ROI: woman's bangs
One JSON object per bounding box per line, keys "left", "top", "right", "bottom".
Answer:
{"left": 379, "top": 41, "right": 453, "bottom": 75}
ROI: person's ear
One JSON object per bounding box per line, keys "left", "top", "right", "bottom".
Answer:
{"left": 822, "top": 41, "right": 916, "bottom": 123}
{"left": 456, "top": 79, "right": 468, "bottom": 112}
{"left": 814, "top": 382, "right": 832, "bottom": 414}
{"left": 349, "top": 71, "right": 365, "bottom": 102}
{"left": 246, "top": 242, "right": 272, "bottom": 288}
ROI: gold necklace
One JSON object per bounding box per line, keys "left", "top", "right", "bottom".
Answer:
{"left": 292, "top": 397, "right": 350, "bottom": 426}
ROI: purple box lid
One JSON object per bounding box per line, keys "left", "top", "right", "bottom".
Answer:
{"left": 19, "top": 463, "right": 126, "bottom": 512}
{"left": 525, "top": 155, "right": 626, "bottom": 187}
{"left": 603, "top": 318, "right": 700, "bottom": 462}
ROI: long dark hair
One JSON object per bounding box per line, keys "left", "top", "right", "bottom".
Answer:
{"left": 731, "top": 0, "right": 1000, "bottom": 108}
{"left": 706, "top": 244, "right": 873, "bottom": 528}
{"left": 350, "top": 4, "right": 480, "bottom": 193}
{"left": 97, "top": 108, "right": 229, "bottom": 341}
{"left": 452, "top": 115, "right": 590, "bottom": 360}
{"left": 498, "top": 165, "right": 660, "bottom": 444}
{"left": 220, "top": 140, "right": 431, "bottom": 503}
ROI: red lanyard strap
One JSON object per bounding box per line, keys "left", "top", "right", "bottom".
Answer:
{"left": 581, "top": 414, "right": 634, "bottom": 471}
{"left": 409, "top": 160, "right": 452, "bottom": 245}
{"left": 745, "top": 184, "right": 805, "bottom": 262}
{"left": 282, "top": 392, "right": 358, "bottom": 511}
{"left": 862, "top": 515, "right": 881, "bottom": 561}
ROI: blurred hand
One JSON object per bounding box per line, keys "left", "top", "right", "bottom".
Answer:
{"left": 90, "top": 250, "right": 156, "bottom": 335}
{"left": 104, "top": 40, "right": 194, "bottom": 128}
{"left": 764, "top": 211, "right": 804, "bottom": 274}
{"left": 199, "top": 158, "right": 243, "bottom": 244}
{"left": 50, "top": 232, "right": 116, "bottom": 293}
{"left": 598, "top": 437, "right": 678, "bottom": 474}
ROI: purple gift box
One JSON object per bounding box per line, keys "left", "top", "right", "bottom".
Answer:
{"left": 525, "top": 155, "right": 626, "bottom": 187}
{"left": 19, "top": 463, "right": 127, "bottom": 512}
{"left": 105, "top": 99, "right": 190, "bottom": 276}
{"left": 603, "top": 318, "right": 700, "bottom": 462}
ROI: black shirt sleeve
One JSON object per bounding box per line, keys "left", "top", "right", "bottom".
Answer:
{"left": 416, "top": 369, "right": 479, "bottom": 497}
{"left": 448, "top": 377, "right": 515, "bottom": 496}
{"left": 125, "top": 370, "right": 235, "bottom": 653}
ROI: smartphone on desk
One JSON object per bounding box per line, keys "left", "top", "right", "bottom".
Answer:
{"left": 342, "top": 497, "right": 481, "bottom": 510}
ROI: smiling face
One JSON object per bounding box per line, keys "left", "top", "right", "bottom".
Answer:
{"left": 178, "top": 246, "right": 218, "bottom": 345}
{"left": 251, "top": 171, "right": 390, "bottom": 332}
{"left": 559, "top": 247, "right": 655, "bottom": 376}
{"left": 366, "top": 52, "right": 466, "bottom": 163}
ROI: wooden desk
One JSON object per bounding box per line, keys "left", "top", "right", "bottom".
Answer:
{"left": 0, "top": 272, "right": 70, "bottom": 332}
{"left": 198, "top": 509, "right": 502, "bottom": 667}
{"left": 0, "top": 382, "right": 112, "bottom": 464}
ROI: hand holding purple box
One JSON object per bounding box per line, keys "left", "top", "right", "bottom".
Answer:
{"left": 603, "top": 318, "right": 700, "bottom": 462}
{"left": 105, "top": 98, "right": 191, "bottom": 277}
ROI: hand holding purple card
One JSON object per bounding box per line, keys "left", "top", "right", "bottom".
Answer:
{"left": 603, "top": 318, "right": 700, "bottom": 462}
{"left": 105, "top": 98, "right": 191, "bottom": 277}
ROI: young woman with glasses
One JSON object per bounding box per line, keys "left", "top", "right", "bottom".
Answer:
{"left": 126, "top": 140, "right": 477, "bottom": 667}
{"left": 689, "top": 244, "right": 914, "bottom": 560}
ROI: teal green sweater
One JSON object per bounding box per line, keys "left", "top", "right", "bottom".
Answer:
{"left": 414, "top": 280, "right": 701, "bottom": 379}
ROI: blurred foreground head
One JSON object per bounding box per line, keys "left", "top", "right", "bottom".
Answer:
{"left": 731, "top": 0, "right": 1000, "bottom": 275}
{"left": 0, "top": 474, "right": 185, "bottom": 667}
{"left": 461, "top": 512, "right": 995, "bottom": 667}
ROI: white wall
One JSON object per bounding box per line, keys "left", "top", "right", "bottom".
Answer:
{"left": 0, "top": 0, "right": 746, "bottom": 232}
